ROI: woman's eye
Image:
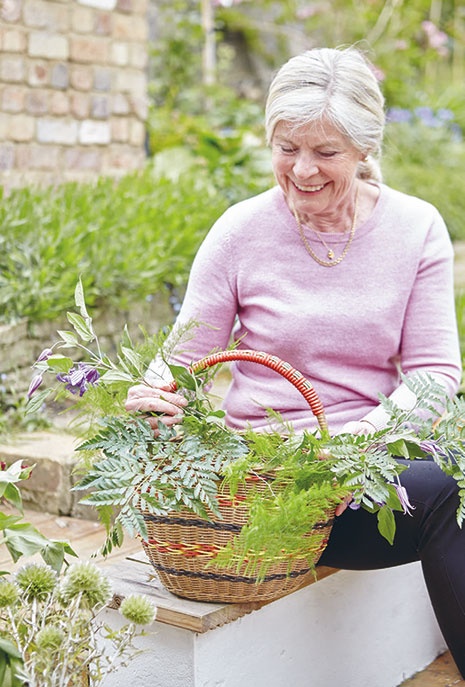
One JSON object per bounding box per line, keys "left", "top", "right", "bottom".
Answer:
{"left": 280, "top": 146, "right": 296, "bottom": 154}
{"left": 319, "top": 151, "right": 338, "bottom": 158}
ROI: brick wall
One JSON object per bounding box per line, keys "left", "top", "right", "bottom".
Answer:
{"left": 0, "top": 0, "right": 149, "bottom": 189}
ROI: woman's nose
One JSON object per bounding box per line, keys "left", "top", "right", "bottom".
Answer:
{"left": 293, "top": 153, "right": 319, "bottom": 178}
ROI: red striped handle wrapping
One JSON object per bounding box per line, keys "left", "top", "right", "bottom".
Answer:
{"left": 167, "top": 349, "right": 328, "bottom": 436}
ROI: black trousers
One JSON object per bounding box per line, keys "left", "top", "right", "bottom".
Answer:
{"left": 317, "top": 458, "right": 465, "bottom": 677}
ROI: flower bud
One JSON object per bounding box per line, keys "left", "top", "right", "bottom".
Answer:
{"left": 27, "top": 374, "right": 43, "bottom": 398}
{"left": 36, "top": 625, "right": 65, "bottom": 650}
{"left": 59, "top": 561, "right": 112, "bottom": 610}
{"left": 36, "top": 348, "right": 53, "bottom": 363}
{"left": 119, "top": 594, "right": 156, "bottom": 626}
{"left": 0, "top": 579, "right": 19, "bottom": 608}
{"left": 16, "top": 563, "right": 57, "bottom": 602}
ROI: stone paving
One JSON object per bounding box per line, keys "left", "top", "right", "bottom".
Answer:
{"left": 401, "top": 651, "right": 464, "bottom": 686}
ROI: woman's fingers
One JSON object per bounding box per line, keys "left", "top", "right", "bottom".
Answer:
{"left": 335, "top": 494, "right": 353, "bottom": 517}
{"left": 125, "top": 384, "right": 187, "bottom": 416}
{"left": 340, "top": 420, "right": 376, "bottom": 435}
{"left": 143, "top": 413, "right": 184, "bottom": 430}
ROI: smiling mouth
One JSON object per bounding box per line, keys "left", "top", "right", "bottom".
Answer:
{"left": 293, "top": 182, "right": 325, "bottom": 192}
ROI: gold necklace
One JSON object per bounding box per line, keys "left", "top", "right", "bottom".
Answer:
{"left": 294, "top": 187, "right": 359, "bottom": 267}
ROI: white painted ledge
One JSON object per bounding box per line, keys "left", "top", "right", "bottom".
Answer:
{"left": 100, "top": 556, "right": 445, "bottom": 687}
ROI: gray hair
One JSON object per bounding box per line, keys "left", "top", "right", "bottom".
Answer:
{"left": 265, "top": 47, "right": 385, "bottom": 181}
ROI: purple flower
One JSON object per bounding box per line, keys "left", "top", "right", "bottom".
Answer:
{"left": 437, "top": 108, "right": 454, "bottom": 122}
{"left": 419, "top": 439, "right": 448, "bottom": 459}
{"left": 450, "top": 123, "right": 463, "bottom": 143}
{"left": 84, "top": 366, "right": 100, "bottom": 385}
{"left": 27, "top": 374, "right": 43, "bottom": 398}
{"left": 57, "top": 363, "right": 100, "bottom": 396}
{"left": 414, "top": 106, "right": 439, "bottom": 127}
{"left": 36, "top": 348, "right": 53, "bottom": 363}
{"left": 395, "top": 483, "right": 415, "bottom": 516}
{"left": 386, "top": 107, "right": 412, "bottom": 124}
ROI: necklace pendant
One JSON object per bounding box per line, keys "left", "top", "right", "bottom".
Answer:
{"left": 327, "top": 249, "right": 335, "bottom": 260}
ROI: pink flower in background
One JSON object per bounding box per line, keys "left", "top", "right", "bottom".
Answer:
{"left": 296, "top": 4, "right": 323, "bottom": 20}
{"left": 370, "top": 64, "right": 385, "bottom": 82}
{"left": 422, "top": 20, "right": 449, "bottom": 57}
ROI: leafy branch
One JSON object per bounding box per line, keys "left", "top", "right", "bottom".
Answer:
{"left": 25, "top": 280, "right": 465, "bottom": 580}
{"left": 0, "top": 461, "right": 77, "bottom": 576}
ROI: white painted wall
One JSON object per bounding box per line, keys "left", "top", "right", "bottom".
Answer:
{"left": 101, "top": 562, "right": 445, "bottom": 687}
{"left": 99, "top": 613, "right": 196, "bottom": 687}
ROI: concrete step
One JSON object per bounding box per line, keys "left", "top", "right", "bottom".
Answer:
{"left": 0, "top": 430, "right": 95, "bottom": 519}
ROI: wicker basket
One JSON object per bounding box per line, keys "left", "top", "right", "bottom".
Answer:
{"left": 140, "top": 350, "right": 334, "bottom": 604}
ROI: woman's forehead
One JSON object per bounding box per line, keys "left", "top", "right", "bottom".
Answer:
{"left": 273, "top": 119, "right": 350, "bottom": 146}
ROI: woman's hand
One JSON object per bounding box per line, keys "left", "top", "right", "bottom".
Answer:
{"left": 335, "top": 494, "right": 353, "bottom": 517}
{"left": 340, "top": 419, "right": 377, "bottom": 436}
{"left": 125, "top": 382, "right": 188, "bottom": 432}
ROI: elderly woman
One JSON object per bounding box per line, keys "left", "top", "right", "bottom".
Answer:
{"left": 126, "top": 48, "right": 464, "bottom": 675}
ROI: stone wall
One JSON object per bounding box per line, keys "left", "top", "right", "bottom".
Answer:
{"left": 0, "top": 294, "right": 174, "bottom": 406}
{"left": 0, "top": 0, "right": 149, "bottom": 189}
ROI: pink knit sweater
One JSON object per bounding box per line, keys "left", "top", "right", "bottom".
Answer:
{"left": 162, "top": 183, "right": 461, "bottom": 434}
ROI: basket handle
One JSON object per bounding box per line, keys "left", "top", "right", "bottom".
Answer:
{"left": 167, "top": 349, "right": 329, "bottom": 437}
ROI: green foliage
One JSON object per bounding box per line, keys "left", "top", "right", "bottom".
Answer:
{"left": 383, "top": 118, "right": 465, "bottom": 241}
{"left": 0, "top": 638, "right": 23, "bottom": 687}
{"left": 455, "top": 291, "right": 465, "bottom": 368}
{"left": 148, "top": 97, "right": 272, "bottom": 206}
{"left": 0, "top": 381, "right": 51, "bottom": 437}
{"left": 216, "top": 431, "right": 350, "bottom": 579}
{"left": 0, "top": 167, "right": 229, "bottom": 325}
{"left": 147, "top": 0, "right": 274, "bottom": 206}
{"left": 75, "top": 411, "right": 249, "bottom": 555}
{"left": 0, "top": 461, "right": 77, "bottom": 575}
{"left": 149, "top": 0, "right": 204, "bottom": 110}
{"left": 214, "top": 374, "right": 465, "bottom": 577}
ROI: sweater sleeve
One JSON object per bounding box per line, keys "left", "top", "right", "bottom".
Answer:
{"left": 163, "top": 209, "right": 240, "bottom": 369}
{"left": 362, "top": 207, "right": 462, "bottom": 430}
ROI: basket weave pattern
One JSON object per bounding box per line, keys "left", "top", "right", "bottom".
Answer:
{"left": 140, "top": 350, "right": 334, "bottom": 603}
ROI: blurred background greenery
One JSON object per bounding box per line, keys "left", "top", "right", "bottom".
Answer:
{"left": 2, "top": 0, "right": 465, "bottom": 343}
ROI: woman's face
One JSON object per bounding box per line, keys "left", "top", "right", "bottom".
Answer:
{"left": 271, "top": 119, "right": 364, "bottom": 222}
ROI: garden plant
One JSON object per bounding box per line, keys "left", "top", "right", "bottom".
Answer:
{"left": 25, "top": 282, "right": 465, "bottom": 594}
{"left": 0, "top": 436, "right": 156, "bottom": 686}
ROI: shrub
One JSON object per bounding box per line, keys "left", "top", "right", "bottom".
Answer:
{"left": 0, "top": 168, "right": 229, "bottom": 325}
{"left": 382, "top": 107, "right": 465, "bottom": 241}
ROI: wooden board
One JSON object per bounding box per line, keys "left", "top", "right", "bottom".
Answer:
{"left": 106, "top": 551, "right": 339, "bottom": 633}
{"left": 0, "top": 507, "right": 140, "bottom": 570}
